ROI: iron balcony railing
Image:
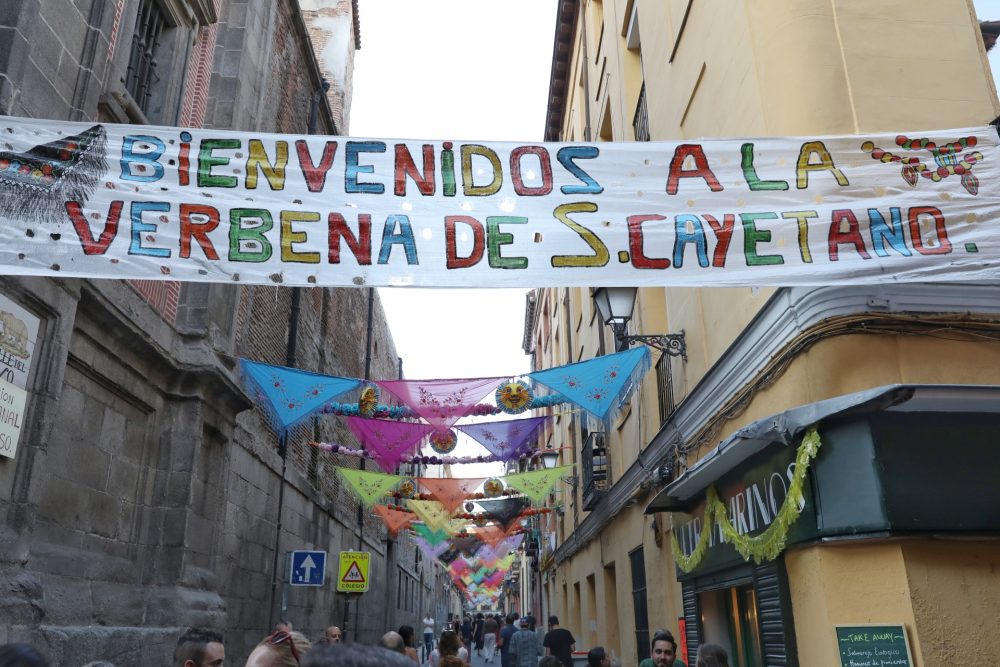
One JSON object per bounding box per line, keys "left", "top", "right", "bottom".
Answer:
{"left": 582, "top": 431, "right": 608, "bottom": 510}
{"left": 633, "top": 82, "right": 650, "bottom": 142}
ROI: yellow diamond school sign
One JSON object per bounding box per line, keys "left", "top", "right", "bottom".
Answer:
{"left": 337, "top": 551, "right": 370, "bottom": 593}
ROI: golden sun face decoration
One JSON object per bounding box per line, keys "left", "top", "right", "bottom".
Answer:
{"left": 496, "top": 380, "right": 533, "bottom": 415}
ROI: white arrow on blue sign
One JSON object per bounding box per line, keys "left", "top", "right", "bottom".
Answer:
{"left": 289, "top": 550, "right": 327, "bottom": 586}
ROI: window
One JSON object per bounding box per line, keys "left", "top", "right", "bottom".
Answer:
{"left": 633, "top": 83, "right": 650, "bottom": 142}
{"left": 126, "top": 0, "right": 168, "bottom": 115}
{"left": 655, "top": 351, "right": 676, "bottom": 425}
{"left": 630, "top": 547, "right": 650, "bottom": 662}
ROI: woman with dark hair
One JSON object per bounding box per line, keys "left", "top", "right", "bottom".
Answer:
{"left": 695, "top": 644, "right": 729, "bottom": 667}
{"left": 397, "top": 625, "right": 419, "bottom": 664}
{"left": 0, "top": 643, "right": 49, "bottom": 667}
{"left": 429, "top": 630, "right": 469, "bottom": 667}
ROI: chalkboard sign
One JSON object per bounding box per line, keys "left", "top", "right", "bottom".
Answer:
{"left": 835, "top": 625, "right": 914, "bottom": 667}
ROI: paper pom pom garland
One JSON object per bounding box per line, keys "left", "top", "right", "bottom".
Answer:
{"left": 483, "top": 478, "right": 505, "bottom": 497}
{"left": 430, "top": 428, "right": 458, "bottom": 454}
{"left": 496, "top": 380, "right": 533, "bottom": 414}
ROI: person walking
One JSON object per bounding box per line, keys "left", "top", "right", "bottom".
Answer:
{"left": 398, "top": 625, "right": 420, "bottom": 664}
{"left": 429, "top": 630, "right": 469, "bottom": 667}
{"left": 482, "top": 614, "right": 499, "bottom": 662}
{"left": 422, "top": 612, "right": 436, "bottom": 662}
{"left": 542, "top": 616, "right": 575, "bottom": 667}
{"left": 460, "top": 617, "right": 474, "bottom": 652}
{"left": 473, "top": 613, "right": 486, "bottom": 657}
{"left": 498, "top": 613, "right": 519, "bottom": 667}
{"left": 508, "top": 618, "right": 542, "bottom": 667}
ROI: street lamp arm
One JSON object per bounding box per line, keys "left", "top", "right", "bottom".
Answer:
{"left": 620, "top": 332, "right": 687, "bottom": 361}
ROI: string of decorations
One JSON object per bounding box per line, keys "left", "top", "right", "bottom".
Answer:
{"left": 381, "top": 503, "right": 553, "bottom": 521}
{"left": 308, "top": 440, "right": 550, "bottom": 466}
{"left": 317, "top": 392, "right": 567, "bottom": 420}
{"left": 671, "top": 428, "right": 822, "bottom": 572}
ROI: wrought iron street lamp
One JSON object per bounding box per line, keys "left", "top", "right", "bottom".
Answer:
{"left": 592, "top": 287, "right": 686, "bottom": 360}
{"left": 539, "top": 448, "right": 560, "bottom": 470}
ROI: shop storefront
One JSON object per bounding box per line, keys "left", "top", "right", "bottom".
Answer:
{"left": 647, "top": 384, "right": 1000, "bottom": 666}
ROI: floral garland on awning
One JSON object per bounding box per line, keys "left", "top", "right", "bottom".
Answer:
{"left": 671, "top": 428, "right": 822, "bottom": 572}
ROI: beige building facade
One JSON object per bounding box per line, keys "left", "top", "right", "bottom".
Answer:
{"left": 531, "top": 1, "right": 1000, "bottom": 665}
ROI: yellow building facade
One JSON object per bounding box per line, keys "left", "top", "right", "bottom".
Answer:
{"left": 530, "top": 1, "right": 1000, "bottom": 665}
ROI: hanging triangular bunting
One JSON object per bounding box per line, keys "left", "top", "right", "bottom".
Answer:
{"left": 347, "top": 417, "right": 436, "bottom": 472}
{"left": 442, "top": 518, "right": 468, "bottom": 537}
{"left": 412, "top": 523, "right": 450, "bottom": 546}
{"left": 477, "top": 497, "right": 529, "bottom": 530}
{"left": 372, "top": 504, "right": 414, "bottom": 537}
{"left": 527, "top": 347, "right": 651, "bottom": 421}
{"left": 419, "top": 477, "right": 486, "bottom": 514}
{"left": 472, "top": 525, "right": 508, "bottom": 548}
{"left": 406, "top": 499, "right": 453, "bottom": 532}
{"left": 337, "top": 468, "right": 402, "bottom": 507}
{"left": 455, "top": 416, "right": 548, "bottom": 461}
{"left": 241, "top": 359, "right": 362, "bottom": 434}
{"left": 376, "top": 377, "right": 506, "bottom": 429}
{"left": 413, "top": 536, "right": 450, "bottom": 560}
{"left": 503, "top": 466, "right": 572, "bottom": 504}
{"left": 502, "top": 533, "right": 525, "bottom": 553}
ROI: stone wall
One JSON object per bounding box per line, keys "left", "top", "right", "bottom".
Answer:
{"left": 0, "top": 1, "right": 434, "bottom": 665}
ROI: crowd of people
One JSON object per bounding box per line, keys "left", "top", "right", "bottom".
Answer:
{"left": 0, "top": 612, "right": 730, "bottom": 667}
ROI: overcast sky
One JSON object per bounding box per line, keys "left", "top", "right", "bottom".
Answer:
{"left": 350, "top": 0, "right": 558, "bottom": 383}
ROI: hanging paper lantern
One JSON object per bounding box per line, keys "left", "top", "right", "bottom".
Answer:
{"left": 358, "top": 384, "right": 380, "bottom": 417}
{"left": 430, "top": 428, "right": 458, "bottom": 455}
{"left": 496, "top": 380, "right": 533, "bottom": 415}
{"left": 483, "top": 477, "right": 505, "bottom": 498}
{"left": 397, "top": 477, "right": 418, "bottom": 499}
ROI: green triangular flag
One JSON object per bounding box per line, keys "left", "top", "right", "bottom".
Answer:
{"left": 503, "top": 465, "right": 572, "bottom": 504}
{"left": 337, "top": 467, "right": 401, "bottom": 507}
{"left": 413, "top": 522, "right": 451, "bottom": 546}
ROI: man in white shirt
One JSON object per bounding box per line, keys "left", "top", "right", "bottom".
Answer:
{"left": 422, "top": 612, "right": 435, "bottom": 661}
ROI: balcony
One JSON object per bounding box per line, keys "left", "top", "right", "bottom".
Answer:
{"left": 582, "top": 431, "right": 608, "bottom": 510}
{"left": 633, "top": 83, "right": 649, "bottom": 142}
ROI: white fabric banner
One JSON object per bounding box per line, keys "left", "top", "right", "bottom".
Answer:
{"left": 0, "top": 114, "right": 997, "bottom": 287}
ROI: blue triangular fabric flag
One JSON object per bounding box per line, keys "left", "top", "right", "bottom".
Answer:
{"left": 240, "top": 359, "right": 362, "bottom": 434}
{"left": 527, "top": 347, "right": 652, "bottom": 421}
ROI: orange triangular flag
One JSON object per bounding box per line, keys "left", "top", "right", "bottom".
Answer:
{"left": 373, "top": 504, "right": 414, "bottom": 537}
{"left": 419, "top": 477, "right": 486, "bottom": 514}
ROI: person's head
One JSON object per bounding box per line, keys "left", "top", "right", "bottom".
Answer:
{"left": 696, "top": 643, "right": 729, "bottom": 667}
{"left": 0, "top": 643, "right": 49, "bottom": 667}
{"left": 476, "top": 613, "right": 483, "bottom": 620}
{"left": 173, "top": 628, "right": 225, "bottom": 667}
{"left": 324, "top": 627, "right": 342, "bottom": 644}
{"left": 397, "top": 625, "right": 415, "bottom": 648}
{"left": 650, "top": 631, "right": 678, "bottom": 667}
{"left": 245, "top": 630, "right": 311, "bottom": 667}
{"left": 547, "top": 615, "right": 559, "bottom": 629}
{"left": 379, "top": 632, "right": 405, "bottom": 655}
{"left": 587, "top": 646, "right": 610, "bottom": 667}
{"left": 539, "top": 658, "right": 563, "bottom": 667}
{"left": 525, "top": 616, "right": 536, "bottom": 631}
{"left": 438, "top": 631, "right": 461, "bottom": 657}
{"left": 506, "top": 613, "right": 518, "bottom": 626}
{"left": 301, "top": 643, "right": 414, "bottom": 667}
{"left": 517, "top": 618, "right": 530, "bottom": 630}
